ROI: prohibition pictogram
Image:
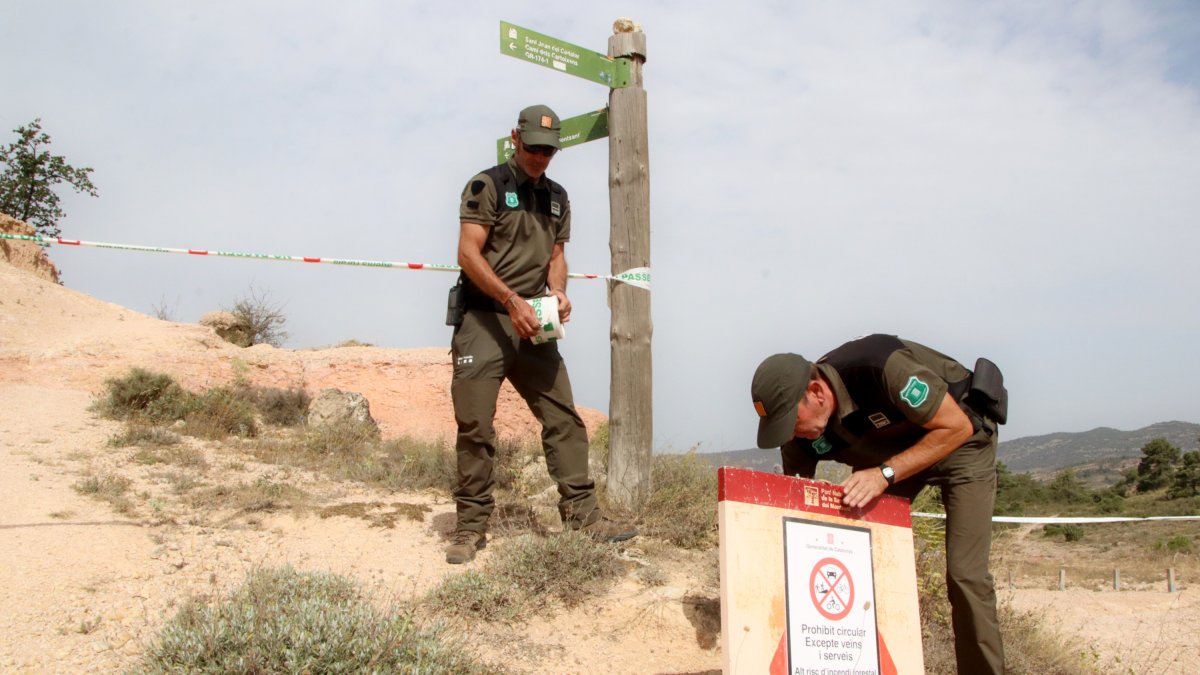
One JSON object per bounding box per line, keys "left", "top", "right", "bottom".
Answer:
{"left": 809, "top": 557, "right": 854, "bottom": 621}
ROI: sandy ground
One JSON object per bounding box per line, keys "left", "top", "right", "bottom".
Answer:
{"left": 1, "top": 220, "right": 1196, "bottom": 673}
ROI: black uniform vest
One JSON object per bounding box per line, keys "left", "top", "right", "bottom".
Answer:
{"left": 799, "top": 334, "right": 973, "bottom": 460}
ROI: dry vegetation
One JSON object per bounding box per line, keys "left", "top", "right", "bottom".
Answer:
{"left": 63, "top": 368, "right": 1156, "bottom": 673}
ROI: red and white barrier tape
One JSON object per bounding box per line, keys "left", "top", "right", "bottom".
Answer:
{"left": 0, "top": 233, "right": 651, "bottom": 290}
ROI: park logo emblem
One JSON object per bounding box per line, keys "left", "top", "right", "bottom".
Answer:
{"left": 505, "top": 192, "right": 519, "bottom": 208}
{"left": 899, "top": 376, "right": 930, "bottom": 408}
{"left": 812, "top": 435, "right": 834, "bottom": 455}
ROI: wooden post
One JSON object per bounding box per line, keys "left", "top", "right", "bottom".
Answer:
{"left": 1113, "top": 568, "right": 1121, "bottom": 591}
{"left": 1058, "top": 567, "right": 1066, "bottom": 591}
{"left": 605, "top": 20, "right": 651, "bottom": 508}
{"left": 1168, "top": 567, "right": 1177, "bottom": 593}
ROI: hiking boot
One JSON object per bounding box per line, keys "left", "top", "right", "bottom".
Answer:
{"left": 579, "top": 517, "right": 638, "bottom": 543}
{"left": 445, "top": 530, "right": 486, "bottom": 564}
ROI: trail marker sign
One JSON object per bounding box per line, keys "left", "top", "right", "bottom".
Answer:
{"left": 718, "top": 467, "right": 924, "bottom": 674}
{"left": 499, "top": 21, "right": 630, "bottom": 88}
{"left": 496, "top": 108, "right": 610, "bottom": 164}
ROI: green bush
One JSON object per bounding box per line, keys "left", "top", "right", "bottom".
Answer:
{"left": 92, "top": 368, "right": 187, "bottom": 422}
{"left": 137, "top": 567, "right": 498, "bottom": 674}
{"left": 1042, "top": 524, "right": 1085, "bottom": 542}
{"left": 1159, "top": 535, "right": 1193, "bottom": 554}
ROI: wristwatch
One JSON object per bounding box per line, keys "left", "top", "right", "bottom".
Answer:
{"left": 879, "top": 464, "right": 896, "bottom": 486}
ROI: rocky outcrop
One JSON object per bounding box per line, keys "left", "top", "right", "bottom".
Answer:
{"left": 0, "top": 214, "right": 60, "bottom": 283}
{"left": 306, "top": 387, "right": 379, "bottom": 432}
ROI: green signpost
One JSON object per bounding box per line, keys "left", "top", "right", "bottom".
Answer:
{"left": 496, "top": 108, "right": 610, "bottom": 164}
{"left": 500, "top": 21, "right": 630, "bottom": 88}
{"left": 495, "top": 18, "right": 652, "bottom": 509}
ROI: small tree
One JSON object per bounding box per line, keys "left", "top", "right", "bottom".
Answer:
{"left": 1135, "top": 438, "right": 1181, "bottom": 493}
{"left": 228, "top": 287, "right": 289, "bottom": 347}
{"left": 1169, "top": 450, "right": 1200, "bottom": 499}
{"left": 1047, "top": 468, "right": 1092, "bottom": 504}
{"left": 0, "top": 119, "right": 98, "bottom": 237}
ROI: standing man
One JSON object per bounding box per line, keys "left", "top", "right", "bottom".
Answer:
{"left": 446, "top": 104, "right": 635, "bottom": 565}
{"left": 750, "top": 334, "right": 1008, "bottom": 674}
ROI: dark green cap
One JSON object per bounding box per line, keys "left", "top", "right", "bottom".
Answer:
{"left": 517, "top": 104, "right": 562, "bottom": 148}
{"left": 751, "top": 353, "right": 812, "bottom": 449}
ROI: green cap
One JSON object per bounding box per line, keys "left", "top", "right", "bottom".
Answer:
{"left": 751, "top": 353, "right": 812, "bottom": 449}
{"left": 517, "top": 104, "right": 562, "bottom": 148}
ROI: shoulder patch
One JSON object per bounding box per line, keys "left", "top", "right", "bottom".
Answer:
{"left": 470, "top": 180, "right": 486, "bottom": 196}
{"left": 466, "top": 200, "right": 479, "bottom": 209}
{"left": 899, "top": 376, "right": 930, "bottom": 408}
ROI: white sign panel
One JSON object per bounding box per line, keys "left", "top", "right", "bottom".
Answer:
{"left": 783, "top": 517, "right": 880, "bottom": 675}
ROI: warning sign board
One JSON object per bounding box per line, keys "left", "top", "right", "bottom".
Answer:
{"left": 718, "top": 467, "right": 923, "bottom": 675}
{"left": 784, "top": 519, "right": 879, "bottom": 672}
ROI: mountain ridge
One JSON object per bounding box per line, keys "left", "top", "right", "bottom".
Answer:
{"left": 698, "top": 420, "right": 1200, "bottom": 480}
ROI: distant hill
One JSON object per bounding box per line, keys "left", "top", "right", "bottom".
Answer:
{"left": 698, "top": 421, "right": 1200, "bottom": 485}
{"left": 996, "top": 421, "right": 1199, "bottom": 473}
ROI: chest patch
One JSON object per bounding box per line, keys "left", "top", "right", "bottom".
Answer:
{"left": 899, "top": 376, "right": 930, "bottom": 408}
{"left": 868, "top": 412, "right": 891, "bottom": 429}
{"left": 505, "top": 192, "right": 519, "bottom": 208}
{"left": 550, "top": 201, "right": 561, "bottom": 216}
{"left": 812, "top": 435, "right": 834, "bottom": 455}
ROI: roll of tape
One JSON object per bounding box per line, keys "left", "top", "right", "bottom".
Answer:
{"left": 526, "top": 295, "right": 565, "bottom": 344}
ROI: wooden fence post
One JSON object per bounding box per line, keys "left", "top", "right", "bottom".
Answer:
{"left": 606, "top": 20, "right": 652, "bottom": 509}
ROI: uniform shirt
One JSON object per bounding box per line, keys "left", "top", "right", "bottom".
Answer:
{"left": 782, "top": 334, "right": 972, "bottom": 477}
{"left": 458, "top": 156, "right": 571, "bottom": 298}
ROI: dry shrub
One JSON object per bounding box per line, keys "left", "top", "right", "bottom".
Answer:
{"left": 427, "top": 531, "right": 624, "bottom": 622}
{"left": 639, "top": 450, "right": 718, "bottom": 549}
{"left": 254, "top": 385, "right": 311, "bottom": 427}
{"left": 138, "top": 567, "right": 499, "bottom": 674}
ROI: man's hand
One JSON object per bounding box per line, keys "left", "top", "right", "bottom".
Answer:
{"left": 840, "top": 467, "right": 889, "bottom": 509}
{"left": 551, "top": 289, "right": 572, "bottom": 323}
{"left": 506, "top": 296, "right": 541, "bottom": 338}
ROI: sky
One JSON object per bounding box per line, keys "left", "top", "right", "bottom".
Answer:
{"left": 3, "top": 1, "right": 1199, "bottom": 454}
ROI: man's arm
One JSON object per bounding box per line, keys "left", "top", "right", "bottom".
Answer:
{"left": 546, "top": 242, "right": 572, "bottom": 323}
{"left": 839, "top": 393, "right": 973, "bottom": 509}
{"left": 457, "top": 220, "right": 540, "bottom": 338}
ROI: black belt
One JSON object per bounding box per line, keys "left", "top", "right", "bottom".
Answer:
{"left": 464, "top": 294, "right": 509, "bottom": 313}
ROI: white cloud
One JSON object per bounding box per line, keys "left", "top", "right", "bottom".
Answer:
{"left": 3, "top": 0, "right": 1198, "bottom": 451}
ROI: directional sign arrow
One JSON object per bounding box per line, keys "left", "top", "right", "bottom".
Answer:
{"left": 496, "top": 108, "right": 609, "bottom": 164}
{"left": 499, "top": 20, "right": 630, "bottom": 88}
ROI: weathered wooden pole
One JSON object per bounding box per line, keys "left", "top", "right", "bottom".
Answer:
{"left": 606, "top": 19, "right": 651, "bottom": 508}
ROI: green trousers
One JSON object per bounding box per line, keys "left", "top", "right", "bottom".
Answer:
{"left": 450, "top": 308, "right": 597, "bottom": 534}
{"left": 891, "top": 419, "right": 1005, "bottom": 674}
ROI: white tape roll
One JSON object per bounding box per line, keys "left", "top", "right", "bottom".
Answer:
{"left": 526, "top": 295, "right": 565, "bottom": 344}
